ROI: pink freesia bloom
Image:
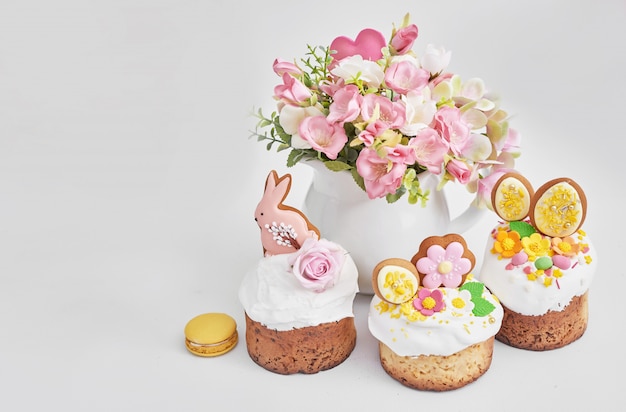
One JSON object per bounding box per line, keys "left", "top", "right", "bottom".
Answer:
{"left": 274, "top": 73, "right": 311, "bottom": 105}
{"left": 357, "top": 120, "right": 389, "bottom": 147}
{"left": 433, "top": 106, "right": 471, "bottom": 156}
{"left": 360, "top": 94, "right": 406, "bottom": 129}
{"left": 416, "top": 242, "right": 471, "bottom": 288}
{"left": 390, "top": 24, "right": 418, "bottom": 55}
{"left": 412, "top": 288, "right": 445, "bottom": 316}
{"left": 384, "top": 61, "right": 430, "bottom": 94}
{"left": 330, "top": 28, "right": 386, "bottom": 63}
{"left": 298, "top": 116, "right": 348, "bottom": 160}
{"left": 446, "top": 158, "right": 473, "bottom": 184}
{"left": 408, "top": 127, "right": 448, "bottom": 174}
{"left": 327, "top": 84, "right": 363, "bottom": 123}
{"left": 288, "top": 237, "right": 346, "bottom": 292}
{"left": 356, "top": 146, "right": 412, "bottom": 199}
{"left": 272, "top": 59, "right": 302, "bottom": 77}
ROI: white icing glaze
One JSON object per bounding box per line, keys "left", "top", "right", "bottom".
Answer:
{"left": 367, "top": 279, "right": 503, "bottom": 357}
{"left": 478, "top": 223, "right": 597, "bottom": 316}
{"left": 238, "top": 241, "right": 359, "bottom": 331}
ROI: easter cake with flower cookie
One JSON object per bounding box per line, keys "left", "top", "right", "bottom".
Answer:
{"left": 478, "top": 172, "right": 597, "bottom": 350}
{"left": 368, "top": 234, "right": 503, "bottom": 391}
{"left": 238, "top": 170, "right": 359, "bottom": 374}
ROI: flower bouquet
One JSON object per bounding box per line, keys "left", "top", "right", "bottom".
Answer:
{"left": 252, "top": 13, "right": 521, "bottom": 208}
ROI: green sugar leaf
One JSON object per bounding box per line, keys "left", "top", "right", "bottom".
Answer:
{"left": 459, "top": 281, "right": 484, "bottom": 299}
{"left": 471, "top": 297, "right": 496, "bottom": 317}
{"left": 509, "top": 220, "right": 536, "bottom": 238}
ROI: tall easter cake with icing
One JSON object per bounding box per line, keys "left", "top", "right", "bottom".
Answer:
{"left": 368, "top": 234, "right": 503, "bottom": 391}
{"left": 238, "top": 170, "right": 359, "bottom": 374}
{"left": 479, "top": 173, "right": 597, "bottom": 350}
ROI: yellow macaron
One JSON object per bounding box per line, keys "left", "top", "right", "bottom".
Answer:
{"left": 184, "top": 312, "right": 238, "bottom": 357}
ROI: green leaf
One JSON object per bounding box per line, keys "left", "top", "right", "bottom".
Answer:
{"left": 459, "top": 281, "right": 484, "bottom": 299}
{"left": 324, "top": 160, "right": 352, "bottom": 172}
{"left": 471, "top": 297, "right": 496, "bottom": 317}
{"left": 509, "top": 220, "right": 536, "bottom": 238}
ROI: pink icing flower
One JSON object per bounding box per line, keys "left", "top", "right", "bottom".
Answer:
{"left": 412, "top": 288, "right": 445, "bottom": 316}
{"left": 390, "top": 24, "right": 418, "bottom": 55}
{"left": 384, "top": 61, "right": 430, "bottom": 94}
{"left": 416, "top": 242, "right": 471, "bottom": 288}
{"left": 288, "top": 238, "right": 346, "bottom": 292}
{"left": 298, "top": 116, "right": 348, "bottom": 160}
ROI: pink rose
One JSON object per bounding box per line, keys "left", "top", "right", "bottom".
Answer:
{"left": 390, "top": 24, "right": 418, "bottom": 55}
{"left": 289, "top": 238, "right": 346, "bottom": 292}
{"left": 298, "top": 116, "right": 348, "bottom": 160}
{"left": 446, "top": 158, "right": 472, "bottom": 184}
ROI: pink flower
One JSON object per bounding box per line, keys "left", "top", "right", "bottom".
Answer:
{"left": 407, "top": 127, "right": 449, "bottom": 174}
{"left": 298, "top": 116, "right": 348, "bottom": 160}
{"left": 360, "top": 94, "right": 406, "bottom": 129}
{"left": 288, "top": 238, "right": 346, "bottom": 292}
{"left": 272, "top": 59, "right": 302, "bottom": 77}
{"left": 274, "top": 73, "right": 311, "bottom": 105}
{"left": 384, "top": 61, "right": 430, "bottom": 94}
{"left": 356, "top": 147, "right": 409, "bottom": 199}
{"left": 327, "top": 84, "right": 363, "bottom": 123}
{"left": 357, "top": 120, "right": 389, "bottom": 147}
{"left": 412, "top": 288, "right": 445, "bottom": 316}
{"left": 390, "top": 24, "right": 418, "bottom": 55}
{"left": 433, "top": 106, "right": 471, "bottom": 155}
{"left": 446, "top": 158, "right": 473, "bottom": 185}
{"left": 416, "top": 242, "right": 471, "bottom": 288}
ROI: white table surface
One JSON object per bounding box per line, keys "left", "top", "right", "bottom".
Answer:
{"left": 1, "top": 1, "right": 624, "bottom": 410}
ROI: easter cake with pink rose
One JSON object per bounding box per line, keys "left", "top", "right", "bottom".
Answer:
{"left": 478, "top": 172, "right": 597, "bottom": 351}
{"left": 367, "top": 234, "right": 503, "bottom": 391}
{"left": 238, "top": 170, "right": 359, "bottom": 374}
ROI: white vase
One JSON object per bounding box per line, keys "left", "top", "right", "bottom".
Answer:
{"left": 302, "top": 161, "right": 486, "bottom": 294}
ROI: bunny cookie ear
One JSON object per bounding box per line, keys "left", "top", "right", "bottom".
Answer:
{"left": 529, "top": 177, "right": 587, "bottom": 238}
{"left": 372, "top": 258, "right": 420, "bottom": 304}
{"left": 491, "top": 172, "right": 535, "bottom": 222}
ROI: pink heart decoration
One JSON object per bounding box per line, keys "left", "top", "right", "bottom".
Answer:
{"left": 329, "top": 28, "right": 386, "bottom": 63}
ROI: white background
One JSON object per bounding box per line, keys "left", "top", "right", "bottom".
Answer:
{"left": 1, "top": 1, "right": 624, "bottom": 410}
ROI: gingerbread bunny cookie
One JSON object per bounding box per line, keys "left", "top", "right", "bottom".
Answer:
{"left": 255, "top": 170, "right": 320, "bottom": 256}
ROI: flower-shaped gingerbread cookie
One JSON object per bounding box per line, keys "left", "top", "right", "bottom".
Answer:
{"left": 410, "top": 234, "right": 476, "bottom": 289}
{"left": 491, "top": 172, "right": 587, "bottom": 238}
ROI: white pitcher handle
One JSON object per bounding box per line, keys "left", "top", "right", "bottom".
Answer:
{"left": 447, "top": 202, "right": 487, "bottom": 234}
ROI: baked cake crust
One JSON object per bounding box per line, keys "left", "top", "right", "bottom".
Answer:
{"left": 496, "top": 292, "right": 588, "bottom": 351}
{"left": 244, "top": 313, "right": 356, "bottom": 374}
{"left": 378, "top": 337, "right": 495, "bottom": 391}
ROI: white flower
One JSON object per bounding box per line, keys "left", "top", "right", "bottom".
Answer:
{"left": 400, "top": 89, "right": 437, "bottom": 136}
{"left": 331, "top": 55, "right": 385, "bottom": 89}
{"left": 278, "top": 104, "right": 325, "bottom": 149}
{"left": 420, "top": 44, "right": 451, "bottom": 75}
{"left": 444, "top": 288, "right": 474, "bottom": 315}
